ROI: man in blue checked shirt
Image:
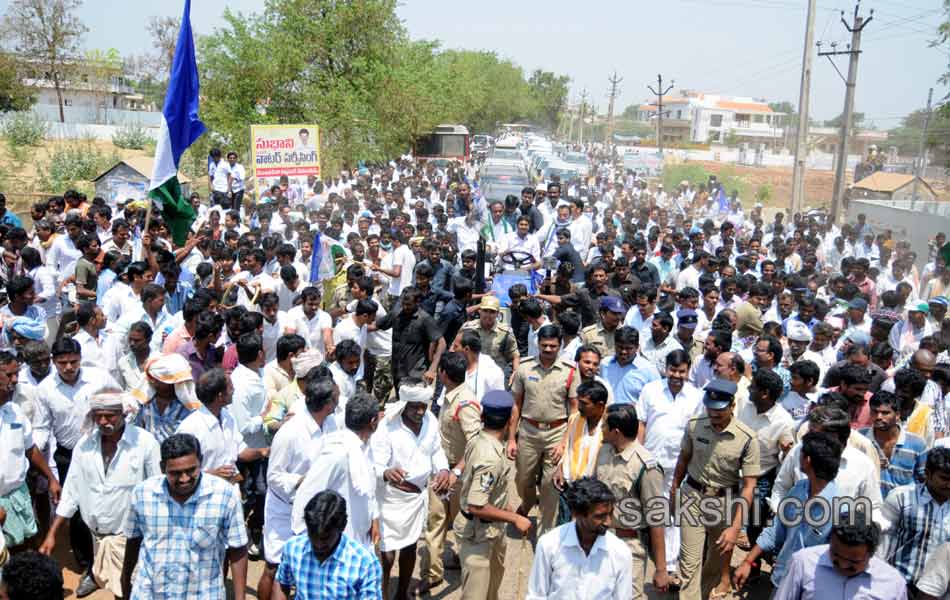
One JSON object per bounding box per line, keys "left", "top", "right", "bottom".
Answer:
{"left": 274, "top": 490, "right": 382, "bottom": 600}
{"left": 878, "top": 447, "right": 950, "bottom": 587}
{"left": 859, "top": 391, "right": 927, "bottom": 498}
{"left": 121, "top": 433, "right": 249, "bottom": 600}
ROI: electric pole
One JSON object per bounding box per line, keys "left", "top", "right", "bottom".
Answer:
{"left": 911, "top": 87, "right": 934, "bottom": 209}
{"left": 578, "top": 88, "right": 589, "bottom": 146}
{"left": 823, "top": 2, "right": 872, "bottom": 224}
{"left": 566, "top": 95, "right": 575, "bottom": 142}
{"left": 605, "top": 72, "right": 623, "bottom": 147}
{"left": 648, "top": 74, "right": 675, "bottom": 155}
{"left": 791, "top": 0, "right": 817, "bottom": 218}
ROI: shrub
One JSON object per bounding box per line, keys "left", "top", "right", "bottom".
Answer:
{"left": 112, "top": 123, "right": 152, "bottom": 149}
{"left": 1, "top": 111, "right": 47, "bottom": 147}
{"left": 663, "top": 163, "right": 710, "bottom": 190}
{"left": 43, "top": 142, "right": 117, "bottom": 191}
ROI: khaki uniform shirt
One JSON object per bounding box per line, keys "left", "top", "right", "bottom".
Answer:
{"left": 458, "top": 431, "right": 511, "bottom": 542}
{"left": 681, "top": 416, "right": 761, "bottom": 490}
{"left": 440, "top": 384, "right": 482, "bottom": 466}
{"left": 675, "top": 334, "right": 703, "bottom": 362}
{"left": 511, "top": 357, "right": 580, "bottom": 423}
{"left": 595, "top": 441, "right": 665, "bottom": 531}
{"left": 459, "top": 320, "right": 519, "bottom": 371}
{"left": 580, "top": 324, "right": 617, "bottom": 359}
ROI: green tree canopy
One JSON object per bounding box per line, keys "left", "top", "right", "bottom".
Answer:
{"left": 197, "top": 0, "right": 569, "bottom": 172}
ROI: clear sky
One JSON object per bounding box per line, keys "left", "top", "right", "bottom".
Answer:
{"left": 2, "top": 0, "right": 946, "bottom": 126}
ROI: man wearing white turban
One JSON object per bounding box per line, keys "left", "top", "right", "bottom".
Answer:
{"left": 39, "top": 391, "right": 161, "bottom": 598}
{"left": 371, "top": 381, "right": 451, "bottom": 600}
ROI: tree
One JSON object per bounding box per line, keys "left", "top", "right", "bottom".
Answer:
{"left": 0, "top": 53, "right": 34, "bottom": 112}
{"left": 528, "top": 69, "right": 570, "bottom": 131}
{"left": 824, "top": 111, "right": 865, "bottom": 129}
{"left": 2, "top": 0, "right": 87, "bottom": 122}
{"left": 84, "top": 47, "right": 121, "bottom": 123}
{"left": 887, "top": 107, "right": 950, "bottom": 166}
{"left": 146, "top": 15, "right": 179, "bottom": 79}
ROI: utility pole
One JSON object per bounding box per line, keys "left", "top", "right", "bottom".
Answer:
{"left": 911, "top": 87, "right": 933, "bottom": 208}
{"left": 605, "top": 72, "right": 623, "bottom": 147}
{"left": 578, "top": 88, "right": 589, "bottom": 146}
{"left": 647, "top": 74, "right": 675, "bottom": 155}
{"left": 791, "top": 0, "right": 817, "bottom": 218}
{"left": 566, "top": 95, "right": 575, "bottom": 142}
{"left": 823, "top": 2, "right": 872, "bottom": 224}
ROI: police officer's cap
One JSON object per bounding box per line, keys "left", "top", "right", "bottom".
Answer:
{"left": 676, "top": 309, "right": 698, "bottom": 328}
{"left": 703, "top": 379, "right": 737, "bottom": 410}
{"left": 600, "top": 296, "right": 625, "bottom": 314}
{"left": 482, "top": 390, "right": 514, "bottom": 415}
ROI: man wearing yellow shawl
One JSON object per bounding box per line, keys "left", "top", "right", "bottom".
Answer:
{"left": 552, "top": 380, "right": 609, "bottom": 524}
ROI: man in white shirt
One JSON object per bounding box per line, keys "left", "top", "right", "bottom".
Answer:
{"left": 738, "top": 369, "right": 795, "bottom": 550}
{"left": 227, "top": 333, "right": 270, "bottom": 557}
{"left": 292, "top": 392, "right": 382, "bottom": 550}
{"left": 258, "top": 377, "right": 339, "bottom": 600}
{"left": 332, "top": 298, "right": 378, "bottom": 378}
{"left": 371, "top": 231, "right": 416, "bottom": 308}
{"left": 34, "top": 338, "right": 119, "bottom": 579}
{"left": 209, "top": 148, "right": 231, "bottom": 206}
{"left": 500, "top": 216, "right": 542, "bottom": 271}
{"left": 637, "top": 350, "right": 703, "bottom": 574}
{"left": 226, "top": 151, "right": 246, "bottom": 211}
{"left": 329, "top": 340, "right": 362, "bottom": 417}
{"left": 459, "top": 329, "right": 506, "bottom": 401}
{"left": 288, "top": 286, "right": 333, "bottom": 357}
{"left": 176, "top": 367, "right": 268, "bottom": 487}
{"left": 769, "top": 405, "right": 883, "bottom": 523}
{"left": 73, "top": 302, "right": 106, "bottom": 370}
{"left": 372, "top": 383, "right": 451, "bottom": 599}
{"left": 527, "top": 477, "right": 633, "bottom": 600}
{"left": 38, "top": 391, "right": 161, "bottom": 598}
{"left": 0, "top": 351, "right": 61, "bottom": 552}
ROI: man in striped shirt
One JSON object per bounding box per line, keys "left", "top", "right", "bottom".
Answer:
{"left": 859, "top": 391, "right": 927, "bottom": 498}
{"left": 878, "top": 447, "right": 950, "bottom": 586}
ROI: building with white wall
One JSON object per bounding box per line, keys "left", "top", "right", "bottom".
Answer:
{"left": 635, "top": 90, "right": 786, "bottom": 147}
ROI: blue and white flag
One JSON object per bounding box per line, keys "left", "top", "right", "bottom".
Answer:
{"left": 148, "top": 0, "right": 204, "bottom": 246}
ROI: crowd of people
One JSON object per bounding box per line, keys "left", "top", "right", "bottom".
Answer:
{"left": 0, "top": 146, "right": 948, "bottom": 600}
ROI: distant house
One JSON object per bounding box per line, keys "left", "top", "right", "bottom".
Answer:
{"left": 92, "top": 157, "right": 191, "bottom": 209}
{"left": 850, "top": 172, "right": 936, "bottom": 202}
{"left": 633, "top": 89, "right": 787, "bottom": 147}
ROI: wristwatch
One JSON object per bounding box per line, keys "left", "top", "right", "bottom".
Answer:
{"left": 451, "top": 467, "right": 462, "bottom": 477}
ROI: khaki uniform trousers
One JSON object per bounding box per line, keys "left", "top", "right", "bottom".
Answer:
{"left": 676, "top": 486, "right": 732, "bottom": 600}
{"left": 418, "top": 479, "right": 461, "bottom": 584}
{"left": 514, "top": 421, "right": 565, "bottom": 534}
{"left": 619, "top": 531, "right": 649, "bottom": 600}
{"left": 459, "top": 534, "right": 507, "bottom": 600}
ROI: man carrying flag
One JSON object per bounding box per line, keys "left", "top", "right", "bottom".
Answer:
{"left": 148, "top": 0, "right": 204, "bottom": 248}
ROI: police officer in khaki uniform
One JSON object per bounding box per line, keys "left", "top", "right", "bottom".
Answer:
{"left": 580, "top": 296, "right": 625, "bottom": 359}
{"left": 508, "top": 323, "right": 579, "bottom": 534}
{"left": 417, "top": 353, "right": 481, "bottom": 593}
{"left": 670, "top": 379, "right": 761, "bottom": 600}
{"left": 453, "top": 296, "right": 519, "bottom": 376}
{"left": 596, "top": 403, "right": 669, "bottom": 600}
{"left": 456, "top": 390, "right": 531, "bottom": 600}
{"left": 673, "top": 308, "right": 703, "bottom": 361}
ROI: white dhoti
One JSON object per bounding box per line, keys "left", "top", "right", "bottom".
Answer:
{"left": 378, "top": 482, "right": 429, "bottom": 553}
{"left": 662, "top": 466, "right": 680, "bottom": 572}
{"left": 263, "top": 490, "right": 294, "bottom": 565}
{"left": 92, "top": 532, "right": 126, "bottom": 597}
